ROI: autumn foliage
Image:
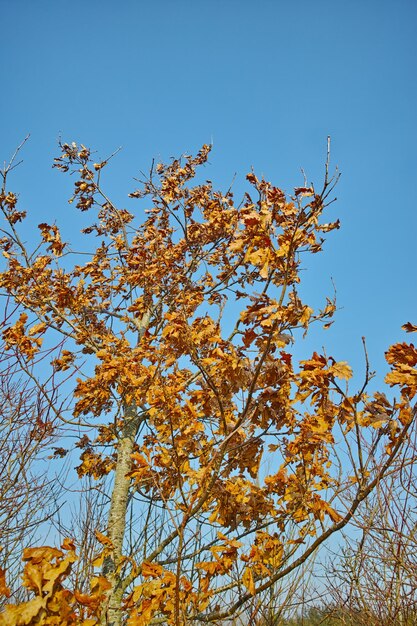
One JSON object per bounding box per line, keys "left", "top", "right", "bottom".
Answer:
{"left": 0, "top": 141, "right": 415, "bottom": 625}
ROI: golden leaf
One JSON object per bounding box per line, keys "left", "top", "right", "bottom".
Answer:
{"left": 330, "top": 361, "right": 353, "bottom": 380}
{"left": 242, "top": 566, "right": 256, "bottom": 595}
{"left": 299, "top": 306, "right": 313, "bottom": 327}
{"left": 322, "top": 501, "right": 343, "bottom": 523}
{"left": 0, "top": 596, "right": 46, "bottom": 626}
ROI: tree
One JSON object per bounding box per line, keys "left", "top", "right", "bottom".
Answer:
{"left": 323, "top": 417, "right": 417, "bottom": 626}
{"left": 0, "top": 139, "right": 415, "bottom": 626}
{"left": 0, "top": 347, "right": 63, "bottom": 610}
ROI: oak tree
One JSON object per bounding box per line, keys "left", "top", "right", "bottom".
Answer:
{"left": 0, "top": 140, "right": 415, "bottom": 625}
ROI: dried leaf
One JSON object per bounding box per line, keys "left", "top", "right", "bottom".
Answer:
{"left": 242, "top": 567, "right": 256, "bottom": 595}
{"left": 402, "top": 322, "right": 417, "bottom": 333}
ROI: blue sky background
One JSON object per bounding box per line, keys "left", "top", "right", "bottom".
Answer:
{"left": 2, "top": 0, "right": 416, "bottom": 387}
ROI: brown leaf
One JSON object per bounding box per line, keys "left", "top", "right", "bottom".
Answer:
{"left": 402, "top": 322, "right": 417, "bottom": 333}
{"left": 294, "top": 186, "right": 314, "bottom": 197}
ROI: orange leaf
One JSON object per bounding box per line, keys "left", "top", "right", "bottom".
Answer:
{"left": 61, "top": 537, "right": 76, "bottom": 551}
{"left": 141, "top": 561, "right": 163, "bottom": 578}
{"left": 386, "top": 343, "right": 417, "bottom": 367}
{"left": 94, "top": 530, "right": 114, "bottom": 548}
{"left": 0, "top": 567, "right": 10, "bottom": 598}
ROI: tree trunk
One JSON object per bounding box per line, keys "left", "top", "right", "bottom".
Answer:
{"left": 100, "top": 401, "right": 142, "bottom": 626}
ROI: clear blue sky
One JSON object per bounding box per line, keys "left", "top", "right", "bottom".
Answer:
{"left": 2, "top": 0, "right": 416, "bottom": 385}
